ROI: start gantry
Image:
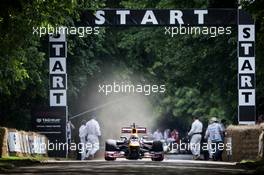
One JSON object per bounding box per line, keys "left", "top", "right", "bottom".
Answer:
{"left": 82, "top": 9, "right": 237, "bottom": 26}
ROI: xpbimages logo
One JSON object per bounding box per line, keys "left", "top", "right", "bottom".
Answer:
{"left": 32, "top": 25, "right": 100, "bottom": 37}
{"left": 98, "top": 82, "right": 166, "bottom": 96}
{"left": 164, "top": 25, "right": 232, "bottom": 38}
{"left": 40, "top": 141, "right": 95, "bottom": 154}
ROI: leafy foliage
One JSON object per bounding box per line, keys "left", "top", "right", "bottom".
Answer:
{"left": 0, "top": 0, "right": 263, "bottom": 132}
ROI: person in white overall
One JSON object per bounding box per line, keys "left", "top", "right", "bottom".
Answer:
{"left": 79, "top": 120, "right": 87, "bottom": 160}
{"left": 188, "top": 116, "right": 203, "bottom": 160}
{"left": 205, "top": 118, "right": 214, "bottom": 160}
{"left": 85, "top": 115, "right": 101, "bottom": 159}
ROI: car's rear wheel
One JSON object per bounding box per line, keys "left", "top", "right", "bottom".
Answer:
{"left": 152, "top": 141, "right": 164, "bottom": 161}
{"left": 152, "top": 141, "right": 163, "bottom": 152}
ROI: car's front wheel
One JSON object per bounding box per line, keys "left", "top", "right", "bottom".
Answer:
{"left": 105, "top": 140, "right": 117, "bottom": 161}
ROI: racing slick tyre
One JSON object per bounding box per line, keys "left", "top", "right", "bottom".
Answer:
{"left": 105, "top": 140, "right": 117, "bottom": 151}
{"left": 151, "top": 141, "right": 164, "bottom": 161}
{"left": 152, "top": 141, "right": 163, "bottom": 152}
{"left": 105, "top": 140, "right": 117, "bottom": 161}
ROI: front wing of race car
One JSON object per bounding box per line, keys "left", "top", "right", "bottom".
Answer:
{"left": 105, "top": 150, "right": 164, "bottom": 161}
{"left": 104, "top": 140, "right": 164, "bottom": 161}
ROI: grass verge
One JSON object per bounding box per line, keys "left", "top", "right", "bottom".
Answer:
{"left": 0, "top": 155, "right": 47, "bottom": 172}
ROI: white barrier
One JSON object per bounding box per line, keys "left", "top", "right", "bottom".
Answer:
{"left": 8, "top": 131, "right": 21, "bottom": 153}
{"left": 7, "top": 130, "right": 48, "bottom": 156}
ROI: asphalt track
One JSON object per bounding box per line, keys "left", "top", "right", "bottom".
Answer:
{"left": 0, "top": 159, "right": 255, "bottom": 175}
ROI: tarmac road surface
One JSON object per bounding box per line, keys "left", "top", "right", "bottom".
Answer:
{"left": 0, "top": 159, "right": 255, "bottom": 175}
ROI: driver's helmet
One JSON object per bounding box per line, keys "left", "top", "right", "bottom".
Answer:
{"left": 130, "top": 134, "right": 139, "bottom": 141}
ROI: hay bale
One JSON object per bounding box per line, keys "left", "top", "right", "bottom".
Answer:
{"left": 260, "top": 123, "right": 264, "bottom": 131}
{"left": 0, "top": 127, "right": 9, "bottom": 158}
{"left": 224, "top": 125, "right": 261, "bottom": 162}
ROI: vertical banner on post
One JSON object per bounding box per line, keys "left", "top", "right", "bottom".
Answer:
{"left": 238, "top": 10, "right": 256, "bottom": 124}
{"left": 49, "top": 28, "right": 67, "bottom": 107}
{"left": 48, "top": 27, "right": 68, "bottom": 157}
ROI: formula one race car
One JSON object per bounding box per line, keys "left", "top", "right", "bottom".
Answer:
{"left": 104, "top": 123, "right": 164, "bottom": 161}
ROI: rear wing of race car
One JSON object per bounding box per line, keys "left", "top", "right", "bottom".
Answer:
{"left": 121, "top": 126, "right": 147, "bottom": 134}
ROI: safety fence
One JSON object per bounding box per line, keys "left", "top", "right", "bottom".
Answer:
{"left": 0, "top": 127, "right": 48, "bottom": 158}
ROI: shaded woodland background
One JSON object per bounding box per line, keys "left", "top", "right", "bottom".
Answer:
{"left": 0, "top": 0, "right": 263, "bottom": 135}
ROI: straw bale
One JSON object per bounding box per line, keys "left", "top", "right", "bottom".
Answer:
{"left": 0, "top": 127, "right": 9, "bottom": 157}
{"left": 224, "top": 125, "right": 261, "bottom": 162}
